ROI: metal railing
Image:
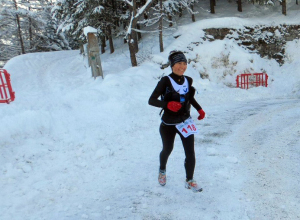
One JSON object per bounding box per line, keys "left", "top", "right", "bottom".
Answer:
{"left": 236, "top": 73, "right": 268, "bottom": 89}
{"left": 0, "top": 69, "right": 15, "bottom": 104}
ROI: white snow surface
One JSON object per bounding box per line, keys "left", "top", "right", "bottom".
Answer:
{"left": 1, "top": 2, "right": 300, "bottom": 220}
{"left": 83, "top": 26, "right": 98, "bottom": 36}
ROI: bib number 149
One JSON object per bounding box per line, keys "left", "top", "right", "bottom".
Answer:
{"left": 176, "top": 118, "right": 199, "bottom": 138}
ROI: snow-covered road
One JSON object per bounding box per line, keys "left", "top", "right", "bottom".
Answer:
{"left": 119, "top": 98, "right": 300, "bottom": 220}
{"left": 2, "top": 52, "right": 300, "bottom": 219}
{"left": 228, "top": 99, "right": 300, "bottom": 219}
{"left": 190, "top": 98, "right": 300, "bottom": 220}
{"left": 2, "top": 24, "right": 300, "bottom": 219}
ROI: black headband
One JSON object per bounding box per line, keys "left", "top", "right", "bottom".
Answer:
{"left": 169, "top": 52, "right": 187, "bottom": 67}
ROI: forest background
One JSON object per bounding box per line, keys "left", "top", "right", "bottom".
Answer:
{"left": 0, "top": 0, "right": 295, "bottom": 68}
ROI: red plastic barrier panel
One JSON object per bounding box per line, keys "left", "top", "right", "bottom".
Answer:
{"left": 236, "top": 73, "right": 268, "bottom": 89}
{"left": 0, "top": 69, "right": 15, "bottom": 104}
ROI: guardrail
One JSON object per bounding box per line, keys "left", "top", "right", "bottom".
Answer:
{"left": 0, "top": 69, "right": 15, "bottom": 104}
{"left": 236, "top": 73, "right": 268, "bottom": 89}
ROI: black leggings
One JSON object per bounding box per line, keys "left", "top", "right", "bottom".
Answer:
{"left": 159, "top": 122, "right": 196, "bottom": 181}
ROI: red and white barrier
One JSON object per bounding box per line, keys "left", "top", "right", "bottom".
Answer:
{"left": 0, "top": 69, "right": 15, "bottom": 104}
{"left": 236, "top": 73, "right": 268, "bottom": 89}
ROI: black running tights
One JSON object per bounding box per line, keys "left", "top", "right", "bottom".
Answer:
{"left": 159, "top": 122, "right": 196, "bottom": 181}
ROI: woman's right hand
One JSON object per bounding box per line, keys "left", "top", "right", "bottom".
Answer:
{"left": 198, "top": 109, "right": 206, "bottom": 120}
{"left": 167, "top": 101, "right": 182, "bottom": 112}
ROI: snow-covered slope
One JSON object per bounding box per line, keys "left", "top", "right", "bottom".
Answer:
{"left": 1, "top": 1, "right": 300, "bottom": 219}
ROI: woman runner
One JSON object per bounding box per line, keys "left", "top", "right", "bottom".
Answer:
{"left": 148, "top": 50, "right": 205, "bottom": 192}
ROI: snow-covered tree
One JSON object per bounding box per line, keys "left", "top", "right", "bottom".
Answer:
{"left": 136, "top": 0, "right": 198, "bottom": 53}
{"left": 0, "top": 0, "right": 70, "bottom": 63}
{"left": 53, "top": 0, "right": 118, "bottom": 52}
{"left": 0, "top": 0, "right": 26, "bottom": 58}
{"left": 121, "top": 0, "right": 155, "bottom": 66}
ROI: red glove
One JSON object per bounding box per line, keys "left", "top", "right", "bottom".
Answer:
{"left": 198, "top": 109, "right": 205, "bottom": 120}
{"left": 167, "top": 101, "right": 182, "bottom": 112}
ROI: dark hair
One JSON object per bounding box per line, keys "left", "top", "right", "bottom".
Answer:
{"left": 168, "top": 50, "right": 187, "bottom": 67}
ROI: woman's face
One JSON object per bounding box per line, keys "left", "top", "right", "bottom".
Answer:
{"left": 172, "top": 62, "right": 187, "bottom": 76}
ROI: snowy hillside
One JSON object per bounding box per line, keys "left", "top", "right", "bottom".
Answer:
{"left": 1, "top": 1, "right": 300, "bottom": 220}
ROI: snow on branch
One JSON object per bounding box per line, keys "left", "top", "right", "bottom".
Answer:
{"left": 179, "top": 0, "right": 198, "bottom": 14}
{"left": 92, "top": 6, "right": 104, "bottom": 14}
{"left": 135, "top": 0, "right": 154, "bottom": 18}
{"left": 126, "top": 12, "right": 134, "bottom": 35}
{"left": 123, "top": 0, "right": 133, "bottom": 7}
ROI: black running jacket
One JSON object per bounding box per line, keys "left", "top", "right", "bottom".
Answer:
{"left": 148, "top": 73, "right": 202, "bottom": 124}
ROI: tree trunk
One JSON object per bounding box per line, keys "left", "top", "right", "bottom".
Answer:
{"left": 101, "top": 36, "right": 105, "bottom": 54}
{"left": 28, "top": 17, "right": 33, "bottom": 49}
{"left": 237, "top": 0, "right": 242, "bottom": 12}
{"left": 137, "top": 24, "right": 142, "bottom": 40}
{"left": 282, "top": 0, "right": 287, "bottom": 15}
{"left": 168, "top": 13, "right": 173, "bottom": 27}
{"left": 128, "top": 34, "right": 137, "bottom": 66}
{"left": 191, "top": 4, "right": 195, "bottom": 22}
{"left": 112, "top": 0, "right": 116, "bottom": 11}
{"left": 17, "top": 18, "right": 25, "bottom": 54}
{"left": 131, "top": 1, "right": 139, "bottom": 53}
{"left": 131, "top": 26, "right": 139, "bottom": 53}
{"left": 13, "top": 2, "right": 25, "bottom": 54}
{"left": 159, "top": 0, "right": 163, "bottom": 52}
{"left": 28, "top": 5, "right": 33, "bottom": 49}
{"left": 144, "top": 12, "right": 148, "bottom": 19}
{"left": 126, "top": 0, "right": 155, "bottom": 67}
{"left": 210, "top": 0, "right": 215, "bottom": 14}
{"left": 107, "top": 25, "right": 114, "bottom": 54}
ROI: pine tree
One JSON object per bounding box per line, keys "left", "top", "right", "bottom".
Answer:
{"left": 53, "top": 0, "right": 119, "bottom": 53}
{"left": 138, "top": 0, "right": 197, "bottom": 53}
{"left": 0, "top": 0, "right": 69, "bottom": 63}
{"left": 121, "top": 0, "right": 155, "bottom": 66}
{"left": 0, "top": 0, "right": 28, "bottom": 61}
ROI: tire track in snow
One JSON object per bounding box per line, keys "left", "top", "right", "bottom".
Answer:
{"left": 191, "top": 98, "right": 300, "bottom": 219}
{"left": 229, "top": 98, "right": 300, "bottom": 219}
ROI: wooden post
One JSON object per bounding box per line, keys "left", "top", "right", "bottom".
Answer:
{"left": 87, "top": 32, "right": 103, "bottom": 79}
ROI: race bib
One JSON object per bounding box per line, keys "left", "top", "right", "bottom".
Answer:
{"left": 176, "top": 118, "right": 199, "bottom": 138}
